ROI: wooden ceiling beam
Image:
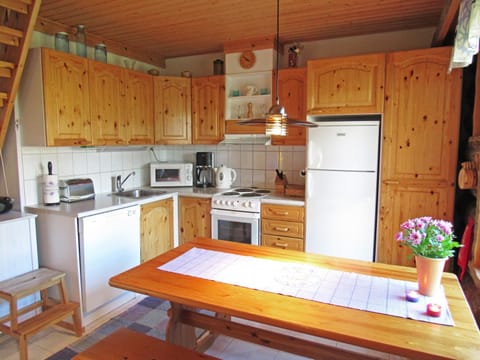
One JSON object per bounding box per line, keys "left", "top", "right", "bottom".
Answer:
{"left": 431, "top": 0, "right": 461, "bottom": 46}
{"left": 34, "top": 16, "right": 165, "bottom": 68}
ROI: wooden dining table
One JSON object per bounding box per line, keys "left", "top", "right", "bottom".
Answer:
{"left": 109, "top": 238, "right": 480, "bottom": 359}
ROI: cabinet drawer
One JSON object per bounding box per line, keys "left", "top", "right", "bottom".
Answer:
{"left": 262, "top": 219, "right": 304, "bottom": 238}
{"left": 261, "top": 204, "right": 304, "bottom": 222}
{"left": 262, "top": 234, "right": 304, "bottom": 251}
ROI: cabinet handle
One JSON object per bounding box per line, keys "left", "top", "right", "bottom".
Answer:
{"left": 274, "top": 242, "right": 288, "bottom": 249}
{"left": 273, "top": 226, "right": 289, "bottom": 232}
{"left": 273, "top": 211, "right": 289, "bottom": 216}
{"left": 383, "top": 180, "right": 400, "bottom": 185}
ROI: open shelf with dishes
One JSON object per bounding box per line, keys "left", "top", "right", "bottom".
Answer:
{"left": 225, "top": 71, "right": 273, "bottom": 120}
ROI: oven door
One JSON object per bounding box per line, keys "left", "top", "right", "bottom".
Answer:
{"left": 211, "top": 208, "right": 260, "bottom": 246}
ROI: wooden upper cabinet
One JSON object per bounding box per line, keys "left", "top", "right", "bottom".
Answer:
{"left": 125, "top": 70, "right": 154, "bottom": 144}
{"left": 381, "top": 47, "right": 461, "bottom": 182}
{"left": 307, "top": 53, "right": 385, "bottom": 115}
{"left": 272, "top": 68, "right": 307, "bottom": 145}
{"left": 192, "top": 75, "right": 225, "bottom": 144}
{"left": 42, "top": 48, "right": 92, "bottom": 146}
{"left": 89, "top": 61, "right": 127, "bottom": 145}
{"left": 377, "top": 47, "right": 462, "bottom": 267}
{"left": 154, "top": 76, "right": 192, "bottom": 144}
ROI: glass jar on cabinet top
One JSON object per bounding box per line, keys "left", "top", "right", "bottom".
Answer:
{"left": 54, "top": 32, "right": 70, "bottom": 53}
{"left": 94, "top": 44, "right": 107, "bottom": 63}
{"left": 75, "top": 25, "right": 87, "bottom": 57}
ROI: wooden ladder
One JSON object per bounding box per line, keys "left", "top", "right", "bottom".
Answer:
{"left": 0, "top": 0, "right": 41, "bottom": 151}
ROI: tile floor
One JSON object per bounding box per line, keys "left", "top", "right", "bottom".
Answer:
{"left": 0, "top": 296, "right": 407, "bottom": 360}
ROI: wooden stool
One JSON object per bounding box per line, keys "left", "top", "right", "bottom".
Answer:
{"left": 0, "top": 267, "right": 83, "bottom": 360}
{"left": 73, "top": 328, "right": 219, "bottom": 360}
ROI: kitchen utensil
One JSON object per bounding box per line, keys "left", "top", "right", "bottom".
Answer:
{"left": 215, "top": 165, "right": 237, "bottom": 189}
{"left": 244, "top": 85, "right": 257, "bottom": 96}
{"left": 0, "top": 196, "right": 13, "bottom": 214}
{"left": 458, "top": 161, "right": 477, "bottom": 189}
{"left": 213, "top": 59, "right": 224, "bottom": 75}
{"left": 148, "top": 69, "right": 160, "bottom": 76}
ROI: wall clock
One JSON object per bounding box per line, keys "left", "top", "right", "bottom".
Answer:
{"left": 239, "top": 50, "right": 256, "bottom": 69}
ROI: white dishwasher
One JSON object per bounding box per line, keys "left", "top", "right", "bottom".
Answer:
{"left": 78, "top": 205, "right": 140, "bottom": 313}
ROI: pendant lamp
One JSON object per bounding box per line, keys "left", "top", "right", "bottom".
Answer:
{"left": 237, "top": 0, "right": 317, "bottom": 136}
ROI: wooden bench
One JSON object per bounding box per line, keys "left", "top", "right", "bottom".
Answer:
{"left": 73, "top": 328, "right": 219, "bottom": 360}
{"left": 0, "top": 267, "right": 83, "bottom": 360}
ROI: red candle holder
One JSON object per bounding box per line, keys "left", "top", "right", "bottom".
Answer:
{"left": 427, "top": 303, "right": 442, "bottom": 317}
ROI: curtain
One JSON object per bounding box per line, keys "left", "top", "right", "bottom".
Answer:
{"left": 450, "top": 0, "right": 480, "bottom": 71}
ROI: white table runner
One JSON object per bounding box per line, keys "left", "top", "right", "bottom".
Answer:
{"left": 158, "top": 247, "right": 454, "bottom": 326}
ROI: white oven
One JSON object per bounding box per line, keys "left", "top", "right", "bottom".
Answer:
{"left": 211, "top": 187, "right": 271, "bottom": 246}
{"left": 211, "top": 208, "right": 260, "bottom": 246}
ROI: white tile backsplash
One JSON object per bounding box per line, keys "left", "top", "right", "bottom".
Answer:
{"left": 19, "top": 144, "right": 305, "bottom": 205}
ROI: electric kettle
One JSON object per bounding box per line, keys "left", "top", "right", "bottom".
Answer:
{"left": 215, "top": 165, "right": 237, "bottom": 189}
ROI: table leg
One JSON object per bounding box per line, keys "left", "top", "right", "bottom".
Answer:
{"left": 166, "top": 302, "right": 196, "bottom": 349}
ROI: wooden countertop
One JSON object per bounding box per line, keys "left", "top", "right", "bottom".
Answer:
{"left": 110, "top": 238, "right": 480, "bottom": 359}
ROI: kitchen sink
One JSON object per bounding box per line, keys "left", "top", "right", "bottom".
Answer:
{"left": 110, "top": 189, "right": 167, "bottom": 199}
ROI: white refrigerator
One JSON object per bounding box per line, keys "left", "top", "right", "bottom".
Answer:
{"left": 305, "top": 119, "right": 380, "bottom": 261}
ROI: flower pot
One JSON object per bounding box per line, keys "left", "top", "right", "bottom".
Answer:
{"left": 415, "top": 255, "right": 447, "bottom": 296}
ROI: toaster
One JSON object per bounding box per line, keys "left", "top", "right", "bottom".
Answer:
{"left": 59, "top": 178, "right": 95, "bottom": 203}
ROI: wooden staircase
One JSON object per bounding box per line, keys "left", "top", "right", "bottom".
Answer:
{"left": 0, "top": 0, "right": 41, "bottom": 150}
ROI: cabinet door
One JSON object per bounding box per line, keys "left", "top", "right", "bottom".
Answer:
{"left": 125, "top": 70, "right": 154, "bottom": 144}
{"left": 307, "top": 53, "right": 385, "bottom": 115}
{"left": 141, "top": 198, "right": 174, "bottom": 262}
{"left": 89, "top": 61, "right": 127, "bottom": 145}
{"left": 154, "top": 76, "right": 191, "bottom": 144}
{"left": 377, "top": 47, "right": 462, "bottom": 266}
{"left": 42, "top": 48, "right": 92, "bottom": 146}
{"left": 179, "top": 197, "right": 211, "bottom": 245}
{"left": 272, "top": 68, "right": 307, "bottom": 145}
{"left": 192, "top": 75, "right": 225, "bottom": 144}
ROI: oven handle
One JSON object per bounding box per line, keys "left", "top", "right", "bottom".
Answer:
{"left": 211, "top": 208, "right": 260, "bottom": 219}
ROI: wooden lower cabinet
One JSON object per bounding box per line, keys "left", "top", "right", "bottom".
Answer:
{"left": 140, "top": 198, "right": 174, "bottom": 262}
{"left": 179, "top": 196, "right": 211, "bottom": 245}
{"left": 261, "top": 203, "right": 304, "bottom": 251}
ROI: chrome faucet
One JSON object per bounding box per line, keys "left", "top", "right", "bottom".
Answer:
{"left": 116, "top": 171, "right": 136, "bottom": 192}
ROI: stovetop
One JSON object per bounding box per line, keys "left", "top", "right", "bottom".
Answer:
{"left": 211, "top": 187, "right": 271, "bottom": 212}
{"left": 217, "top": 187, "right": 271, "bottom": 198}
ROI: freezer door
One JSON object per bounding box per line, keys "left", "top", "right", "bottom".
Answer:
{"left": 307, "top": 121, "right": 379, "bottom": 171}
{"left": 305, "top": 169, "right": 377, "bottom": 261}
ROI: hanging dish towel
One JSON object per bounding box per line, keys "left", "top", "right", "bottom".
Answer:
{"left": 449, "top": 0, "right": 480, "bottom": 71}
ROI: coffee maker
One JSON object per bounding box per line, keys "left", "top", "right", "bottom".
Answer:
{"left": 195, "top": 152, "right": 215, "bottom": 187}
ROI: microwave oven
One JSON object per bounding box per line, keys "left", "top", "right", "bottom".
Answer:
{"left": 150, "top": 162, "right": 193, "bottom": 187}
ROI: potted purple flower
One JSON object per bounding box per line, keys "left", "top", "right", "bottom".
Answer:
{"left": 396, "top": 217, "right": 461, "bottom": 296}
